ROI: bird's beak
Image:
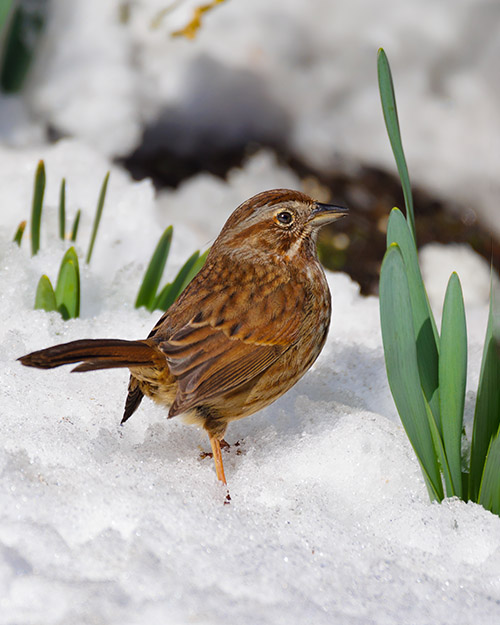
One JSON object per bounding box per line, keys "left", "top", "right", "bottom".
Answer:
{"left": 309, "top": 202, "right": 349, "bottom": 226}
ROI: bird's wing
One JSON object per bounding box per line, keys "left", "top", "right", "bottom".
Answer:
{"left": 163, "top": 326, "right": 286, "bottom": 416}
{"left": 156, "top": 264, "right": 308, "bottom": 416}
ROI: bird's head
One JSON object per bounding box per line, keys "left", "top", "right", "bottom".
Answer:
{"left": 213, "top": 189, "right": 348, "bottom": 262}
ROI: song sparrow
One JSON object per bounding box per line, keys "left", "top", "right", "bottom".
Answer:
{"left": 19, "top": 189, "right": 348, "bottom": 484}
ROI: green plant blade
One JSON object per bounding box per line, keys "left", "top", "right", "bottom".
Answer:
{"left": 377, "top": 48, "right": 416, "bottom": 243}
{"left": 153, "top": 282, "right": 173, "bottom": 312}
{"left": 179, "top": 248, "right": 209, "bottom": 292}
{"left": 470, "top": 282, "right": 500, "bottom": 501}
{"left": 439, "top": 272, "right": 467, "bottom": 497}
{"left": 30, "top": 160, "right": 45, "bottom": 256}
{"left": 13, "top": 220, "right": 27, "bottom": 246}
{"left": 380, "top": 243, "right": 443, "bottom": 500}
{"left": 34, "top": 275, "right": 57, "bottom": 312}
{"left": 86, "top": 171, "right": 109, "bottom": 264}
{"left": 56, "top": 261, "right": 79, "bottom": 320}
{"left": 135, "top": 226, "right": 173, "bottom": 311}
{"left": 0, "top": 3, "right": 45, "bottom": 93}
{"left": 0, "top": 0, "right": 14, "bottom": 31}
{"left": 55, "top": 247, "right": 80, "bottom": 319}
{"left": 70, "top": 209, "right": 81, "bottom": 242}
{"left": 154, "top": 250, "right": 201, "bottom": 311}
{"left": 387, "top": 207, "right": 440, "bottom": 428}
{"left": 58, "top": 178, "right": 66, "bottom": 239}
{"left": 478, "top": 430, "right": 500, "bottom": 515}
{"left": 425, "top": 397, "right": 455, "bottom": 498}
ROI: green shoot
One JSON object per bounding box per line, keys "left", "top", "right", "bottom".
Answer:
{"left": 439, "top": 273, "right": 467, "bottom": 497}
{"left": 379, "top": 243, "right": 443, "bottom": 500}
{"left": 86, "top": 171, "right": 109, "bottom": 264}
{"left": 377, "top": 48, "right": 416, "bottom": 244}
{"left": 378, "top": 47, "right": 500, "bottom": 515}
{"left": 70, "top": 209, "right": 81, "bottom": 242}
{"left": 13, "top": 220, "right": 27, "bottom": 246}
{"left": 34, "top": 275, "right": 57, "bottom": 312}
{"left": 0, "top": 0, "right": 14, "bottom": 31}
{"left": 1, "top": 3, "right": 46, "bottom": 93}
{"left": 153, "top": 250, "right": 202, "bottom": 312}
{"left": 469, "top": 285, "right": 500, "bottom": 501}
{"left": 179, "top": 248, "right": 209, "bottom": 292}
{"left": 59, "top": 178, "right": 66, "bottom": 239}
{"left": 135, "top": 226, "right": 173, "bottom": 311}
{"left": 30, "top": 160, "right": 45, "bottom": 256}
{"left": 54, "top": 247, "right": 80, "bottom": 319}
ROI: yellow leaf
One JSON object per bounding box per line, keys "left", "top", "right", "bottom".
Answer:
{"left": 171, "top": 0, "right": 226, "bottom": 40}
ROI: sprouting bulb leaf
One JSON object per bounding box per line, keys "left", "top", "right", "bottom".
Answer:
{"left": 154, "top": 250, "right": 201, "bottom": 312}
{"left": 379, "top": 243, "right": 443, "bottom": 501}
{"left": 70, "top": 209, "right": 81, "bottom": 242}
{"left": 470, "top": 278, "right": 500, "bottom": 501}
{"left": 387, "top": 208, "right": 440, "bottom": 429}
{"left": 13, "top": 220, "right": 27, "bottom": 246}
{"left": 179, "top": 248, "right": 209, "bottom": 292}
{"left": 439, "top": 272, "right": 467, "bottom": 497}
{"left": 478, "top": 429, "right": 500, "bottom": 515}
{"left": 59, "top": 178, "right": 66, "bottom": 240}
{"left": 30, "top": 160, "right": 45, "bottom": 256}
{"left": 377, "top": 49, "right": 416, "bottom": 243}
{"left": 86, "top": 171, "right": 109, "bottom": 264}
{"left": 135, "top": 226, "right": 173, "bottom": 311}
{"left": 34, "top": 275, "right": 57, "bottom": 312}
{"left": 55, "top": 247, "right": 80, "bottom": 319}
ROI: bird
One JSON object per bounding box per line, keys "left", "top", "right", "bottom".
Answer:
{"left": 18, "top": 189, "right": 348, "bottom": 484}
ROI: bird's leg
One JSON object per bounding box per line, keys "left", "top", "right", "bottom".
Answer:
{"left": 209, "top": 436, "right": 227, "bottom": 484}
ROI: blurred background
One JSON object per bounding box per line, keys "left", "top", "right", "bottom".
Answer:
{"left": 1, "top": 0, "right": 499, "bottom": 293}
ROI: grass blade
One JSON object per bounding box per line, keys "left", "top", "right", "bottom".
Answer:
{"left": 13, "top": 220, "right": 27, "bottom": 246}
{"left": 439, "top": 272, "right": 467, "bottom": 497}
{"left": 478, "top": 430, "right": 500, "bottom": 515}
{"left": 135, "top": 226, "right": 173, "bottom": 311}
{"left": 58, "top": 178, "right": 66, "bottom": 239}
{"left": 70, "top": 209, "right": 81, "bottom": 242}
{"left": 179, "top": 248, "right": 209, "bottom": 292}
{"left": 34, "top": 275, "right": 57, "bottom": 312}
{"left": 154, "top": 250, "right": 201, "bottom": 311}
{"left": 425, "top": 397, "right": 455, "bottom": 497}
{"left": 387, "top": 208, "right": 440, "bottom": 427}
{"left": 470, "top": 283, "right": 500, "bottom": 501}
{"left": 0, "top": 3, "right": 45, "bottom": 93}
{"left": 86, "top": 171, "right": 109, "bottom": 264}
{"left": 153, "top": 282, "right": 173, "bottom": 312}
{"left": 30, "top": 160, "right": 45, "bottom": 256}
{"left": 55, "top": 247, "right": 80, "bottom": 319}
{"left": 0, "top": 0, "right": 14, "bottom": 31}
{"left": 377, "top": 48, "right": 416, "bottom": 244}
{"left": 380, "top": 243, "right": 443, "bottom": 500}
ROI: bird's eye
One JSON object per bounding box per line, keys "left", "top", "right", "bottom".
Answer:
{"left": 276, "top": 211, "right": 293, "bottom": 225}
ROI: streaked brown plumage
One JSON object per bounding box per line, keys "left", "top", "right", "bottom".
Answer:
{"left": 18, "top": 189, "right": 348, "bottom": 484}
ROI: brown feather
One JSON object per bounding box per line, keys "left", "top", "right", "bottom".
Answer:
{"left": 122, "top": 378, "right": 145, "bottom": 423}
{"left": 154, "top": 258, "right": 308, "bottom": 417}
{"left": 18, "top": 338, "right": 163, "bottom": 371}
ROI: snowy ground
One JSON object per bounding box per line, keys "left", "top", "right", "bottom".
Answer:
{"left": 1, "top": 1, "right": 500, "bottom": 622}
{"left": 0, "top": 141, "right": 499, "bottom": 624}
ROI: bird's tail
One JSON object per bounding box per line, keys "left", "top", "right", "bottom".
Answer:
{"left": 18, "top": 338, "right": 163, "bottom": 372}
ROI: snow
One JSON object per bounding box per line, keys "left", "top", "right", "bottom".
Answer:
{"left": 0, "top": 140, "right": 499, "bottom": 624}
{"left": 1, "top": 1, "right": 500, "bottom": 622}
{"left": 420, "top": 242, "right": 495, "bottom": 313}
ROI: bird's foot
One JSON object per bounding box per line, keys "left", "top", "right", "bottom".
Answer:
{"left": 199, "top": 439, "right": 242, "bottom": 459}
